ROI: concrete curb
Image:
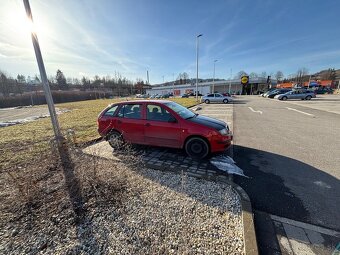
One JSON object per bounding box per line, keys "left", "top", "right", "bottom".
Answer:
{"left": 226, "top": 179, "right": 259, "bottom": 255}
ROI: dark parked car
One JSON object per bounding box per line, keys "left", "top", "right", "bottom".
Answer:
{"left": 181, "top": 94, "right": 189, "bottom": 98}
{"left": 97, "top": 100, "right": 232, "bottom": 158}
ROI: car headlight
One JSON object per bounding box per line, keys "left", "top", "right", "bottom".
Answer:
{"left": 219, "top": 128, "right": 229, "bottom": 135}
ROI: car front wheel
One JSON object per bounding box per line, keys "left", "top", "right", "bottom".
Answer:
{"left": 281, "top": 96, "right": 287, "bottom": 101}
{"left": 223, "top": 99, "right": 229, "bottom": 104}
{"left": 204, "top": 99, "right": 210, "bottom": 104}
{"left": 185, "top": 137, "right": 209, "bottom": 158}
{"left": 107, "top": 131, "right": 124, "bottom": 149}
{"left": 306, "top": 95, "right": 312, "bottom": 100}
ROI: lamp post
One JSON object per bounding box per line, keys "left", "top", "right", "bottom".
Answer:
{"left": 196, "top": 34, "right": 202, "bottom": 102}
{"left": 229, "top": 68, "right": 232, "bottom": 94}
{"left": 23, "top": 0, "right": 62, "bottom": 141}
{"left": 212, "top": 60, "right": 218, "bottom": 93}
{"left": 172, "top": 73, "right": 175, "bottom": 97}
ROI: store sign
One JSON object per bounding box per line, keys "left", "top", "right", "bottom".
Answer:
{"left": 241, "top": 75, "right": 249, "bottom": 85}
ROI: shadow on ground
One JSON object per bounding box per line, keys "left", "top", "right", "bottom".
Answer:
{"left": 58, "top": 144, "right": 102, "bottom": 253}
{"left": 232, "top": 145, "right": 340, "bottom": 231}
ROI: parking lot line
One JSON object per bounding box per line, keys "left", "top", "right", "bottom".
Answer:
{"left": 286, "top": 107, "right": 315, "bottom": 117}
{"left": 248, "top": 107, "right": 263, "bottom": 114}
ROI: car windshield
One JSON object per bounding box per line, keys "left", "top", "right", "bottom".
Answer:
{"left": 164, "top": 102, "right": 196, "bottom": 119}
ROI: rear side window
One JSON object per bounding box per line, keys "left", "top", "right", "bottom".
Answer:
{"left": 207, "top": 94, "right": 214, "bottom": 97}
{"left": 117, "top": 104, "right": 142, "bottom": 119}
{"left": 104, "top": 105, "right": 118, "bottom": 116}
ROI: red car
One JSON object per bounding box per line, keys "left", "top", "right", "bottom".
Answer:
{"left": 97, "top": 100, "right": 232, "bottom": 158}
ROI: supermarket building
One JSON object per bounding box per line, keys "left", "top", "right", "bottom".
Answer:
{"left": 146, "top": 77, "right": 277, "bottom": 96}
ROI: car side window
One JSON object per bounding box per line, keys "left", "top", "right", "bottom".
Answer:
{"left": 147, "top": 104, "right": 173, "bottom": 122}
{"left": 215, "top": 93, "right": 222, "bottom": 97}
{"left": 104, "top": 105, "right": 118, "bottom": 116}
{"left": 207, "top": 94, "right": 214, "bottom": 97}
{"left": 117, "top": 104, "right": 142, "bottom": 119}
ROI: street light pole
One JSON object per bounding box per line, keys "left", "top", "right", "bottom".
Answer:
{"left": 172, "top": 73, "right": 175, "bottom": 97}
{"left": 196, "top": 34, "right": 202, "bottom": 102}
{"left": 229, "top": 68, "right": 232, "bottom": 94}
{"left": 212, "top": 60, "right": 218, "bottom": 93}
{"left": 23, "top": 0, "right": 62, "bottom": 140}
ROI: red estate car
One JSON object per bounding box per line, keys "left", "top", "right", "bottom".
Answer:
{"left": 97, "top": 100, "right": 232, "bottom": 158}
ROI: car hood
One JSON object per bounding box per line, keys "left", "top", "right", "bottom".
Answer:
{"left": 187, "top": 115, "right": 226, "bottom": 131}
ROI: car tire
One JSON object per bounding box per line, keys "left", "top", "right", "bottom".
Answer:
{"left": 185, "top": 137, "right": 209, "bottom": 159}
{"left": 306, "top": 95, "right": 312, "bottom": 100}
{"left": 107, "top": 130, "right": 124, "bottom": 149}
{"left": 281, "top": 96, "right": 287, "bottom": 101}
{"left": 204, "top": 99, "right": 210, "bottom": 104}
{"left": 223, "top": 99, "right": 229, "bottom": 104}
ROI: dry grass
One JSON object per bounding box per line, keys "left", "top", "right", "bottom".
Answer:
{"left": 0, "top": 97, "right": 197, "bottom": 170}
{"left": 0, "top": 144, "right": 243, "bottom": 254}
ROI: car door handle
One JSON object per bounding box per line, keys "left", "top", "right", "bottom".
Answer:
{"left": 117, "top": 120, "right": 122, "bottom": 124}
{"left": 145, "top": 123, "right": 150, "bottom": 127}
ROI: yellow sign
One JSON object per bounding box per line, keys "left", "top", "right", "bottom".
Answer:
{"left": 241, "top": 76, "right": 249, "bottom": 85}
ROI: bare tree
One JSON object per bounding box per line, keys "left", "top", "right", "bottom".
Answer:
{"left": 275, "top": 71, "right": 284, "bottom": 82}
{"left": 249, "top": 72, "right": 258, "bottom": 78}
{"left": 236, "top": 70, "right": 248, "bottom": 78}
{"left": 296, "top": 67, "right": 309, "bottom": 84}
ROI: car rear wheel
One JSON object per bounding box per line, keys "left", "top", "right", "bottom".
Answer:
{"left": 223, "top": 99, "right": 229, "bottom": 104}
{"left": 204, "top": 99, "right": 210, "bottom": 104}
{"left": 306, "top": 95, "right": 312, "bottom": 100}
{"left": 281, "top": 96, "right": 287, "bottom": 101}
{"left": 185, "top": 137, "right": 209, "bottom": 158}
{"left": 107, "top": 131, "right": 124, "bottom": 149}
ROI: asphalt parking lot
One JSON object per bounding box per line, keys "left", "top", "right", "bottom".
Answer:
{"left": 233, "top": 95, "right": 340, "bottom": 254}
{"left": 272, "top": 94, "right": 340, "bottom": 115}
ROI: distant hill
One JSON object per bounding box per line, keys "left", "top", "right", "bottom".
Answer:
{"left": 313, "top": 68, "right": 340, "bottom": 80}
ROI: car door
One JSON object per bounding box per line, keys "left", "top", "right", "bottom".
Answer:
{"left": 98, "top": 104, "right": 119, "bottom": 135}
{"left": 214, "top": 93, "right": 222, "bottom": 102}
{"left": 286, "top": 91, "right": 295, "bottom": 99}
{"left": 291, "top": 91, "right": 302, "bottom": 99}
{"left": 116, "top": 103, "right": 145, "bottom": 144}
{"left": 144, "top": 104, "right": 182, "bottom": 148}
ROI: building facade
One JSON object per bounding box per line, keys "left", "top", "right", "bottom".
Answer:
{"left": 146, "top": 77, "right": 276, "bottom": 96}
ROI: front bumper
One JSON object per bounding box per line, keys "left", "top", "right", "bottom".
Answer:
{"left": 210, "top": 133, "right": 233, "bottom": 153}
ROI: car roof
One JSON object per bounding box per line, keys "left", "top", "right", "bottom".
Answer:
{"left": 112, "top": 100, "right": 173, "bottom": 104}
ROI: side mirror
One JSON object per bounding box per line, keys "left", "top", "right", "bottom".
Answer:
{"left": 168, "top": 116, "right": 177, "bottom": 123}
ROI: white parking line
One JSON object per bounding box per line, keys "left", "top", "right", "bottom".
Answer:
{"left": 248, "top": 107, "right": 263, "bottom": 114}
{"left": 286, "top": 107, "right": 315, "bottom": 117}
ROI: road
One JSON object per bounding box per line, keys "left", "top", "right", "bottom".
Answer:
{"left": 232, "top": 95, "right": 340, "bottom": 231}
{"left": 0, "top": 106, "right": 63, "bottom": 127}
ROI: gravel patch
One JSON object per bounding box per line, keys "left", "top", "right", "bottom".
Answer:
{"left": 0, "top": 151, "right": 244, "bottom": 254}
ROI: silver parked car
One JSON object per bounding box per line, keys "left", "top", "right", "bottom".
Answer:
{"left": 201, "top": 93, "right": 233, "bottom": 104}
{"left": 274, "top": 90, "right": 316, "bottom": 100}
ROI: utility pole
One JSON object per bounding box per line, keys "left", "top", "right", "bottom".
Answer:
{"left": 229, "top": 68, "right": 232, "bottom": 94}
{"left": 146, "top": 70, "right": 150, "bottom": 85}
{"left": 196, "top": 34, "right": 202, "bottom": 102}
{"left": 212, "top": 60, "right": 218, "bottom": 93}
{"left": 172, "top": 73, "right": 175, "bottom": 97}
{"left": 23, "top": 0, "right": 62, "bottom": 141}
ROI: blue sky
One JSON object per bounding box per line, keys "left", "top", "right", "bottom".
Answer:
{"left": 0, "top": 0, "right": 339, "bottom": 84}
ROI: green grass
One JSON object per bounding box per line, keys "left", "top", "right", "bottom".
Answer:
{"left": 0, "top": 98, "right": 198, "bottom": 170}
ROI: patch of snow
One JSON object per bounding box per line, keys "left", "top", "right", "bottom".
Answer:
{"left": 210, "top": 155, "right": 247, "bottom": 177}
{"left": 0, "top": 109, "right": 70, "bottom": 128}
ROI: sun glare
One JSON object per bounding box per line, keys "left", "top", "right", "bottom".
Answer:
{"left": 6, "top": 8, "right": 39, "bottom": 35}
